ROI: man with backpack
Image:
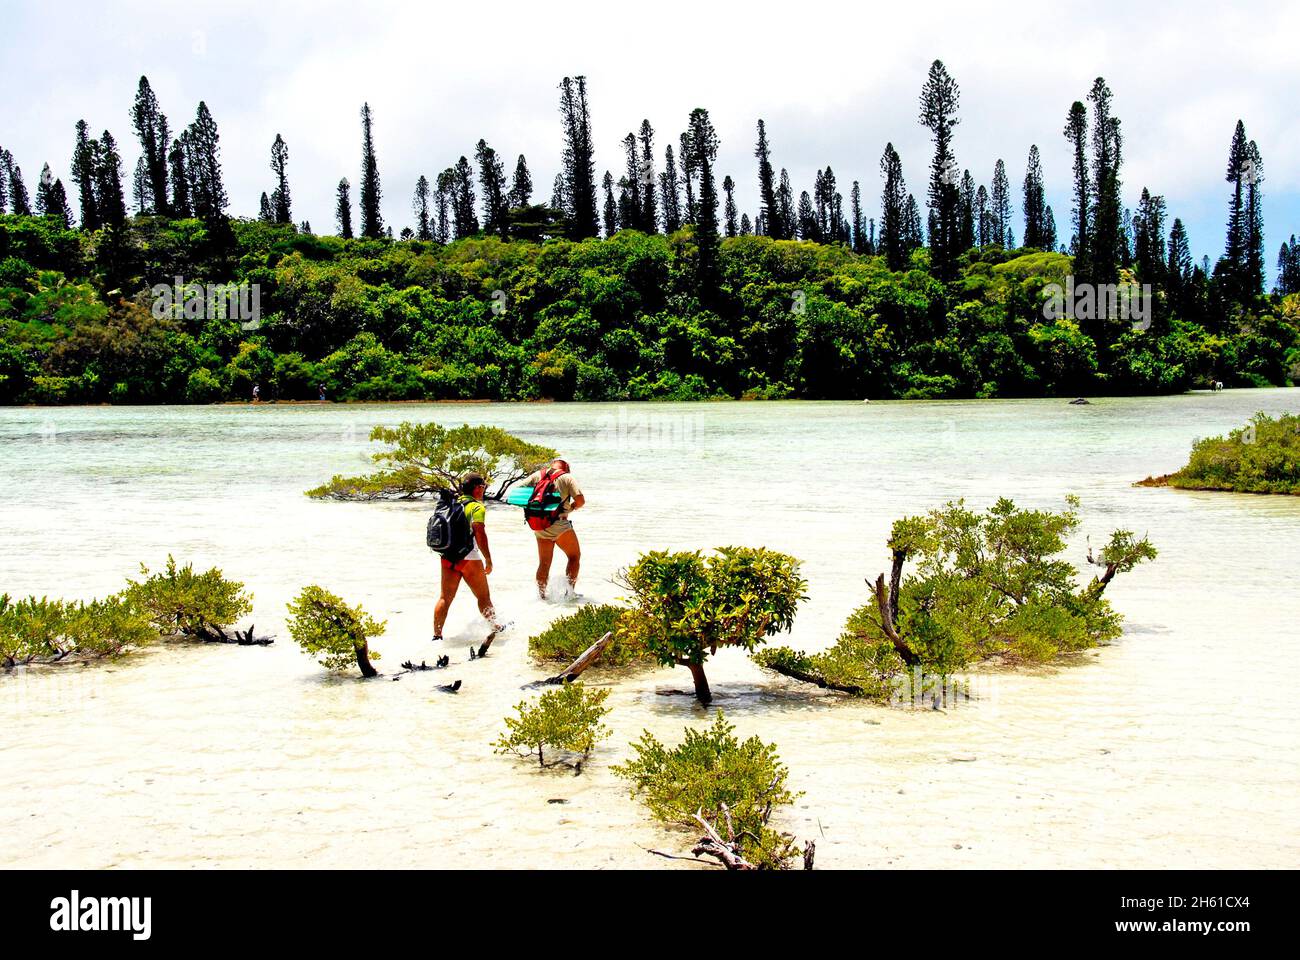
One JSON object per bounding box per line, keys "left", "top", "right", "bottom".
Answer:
{"left": 522, "top": 458, "right": 585, "bottom": 599}
{"left": 429, "top": 472, "right": 504, "bottom": 644}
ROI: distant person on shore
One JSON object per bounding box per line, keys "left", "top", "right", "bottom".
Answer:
{"left": 432, "top": 472, "right": 504, "bottom": 643}
{"left": 318, "top": 385, "right": 327, "bottom": 402}
{"left": 252, "top": 383, "right": 260, "bottom": 402}
{"left": 523, "top": 458, "right": 584, "bottom": 599}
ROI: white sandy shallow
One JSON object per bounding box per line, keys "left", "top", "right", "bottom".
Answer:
{"left": 2, "top": 393, "right": 1298, "bottom": 868}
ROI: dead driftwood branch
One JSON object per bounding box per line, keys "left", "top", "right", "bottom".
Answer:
{"left": 545, "top": 631, "right": 614, "bottom": 684}
{"left": 685, "top": 804, "right": 816, "bottom": 871}
{"left": 196, "top": 624, "right": 274, "bottom": 646}
{"left": 392, "top": 656, "right": 451, "bottom": 678}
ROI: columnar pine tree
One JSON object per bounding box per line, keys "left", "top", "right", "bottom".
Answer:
{"left": 1168, "top": 218, "right": 1192, "bottom": 286}
{"left": 558, "top": 76, "right": 599, "bottom": 238}
{"left": 959, "top": 170, "right": 975, "bottom": 249}
{"left": 879, "top": 142, "right": 910, "bottom": 271}
{"left": 723, "top": 175, "right": 738, "bottom": 237}
{"left": 185, "top": 103, "right": 226, "bottom": 223}
{"left": 1044, "top": 205, "right": 1057, "bottom": 251}
{"left": 168, "top": 138, "right": 191, "bottom": 218}
{"left": 36, "top": 163, "right": 71, "bottom": 226}
{"left": 918, "top": 59, "right": 962, "bottom": 279}
{"left": 1275, "top": 236, "right": 1300, "bottom": 295}
{"left": 1022, "top": 145, "right": 1047, "bottom": 248}
{"left": 797, "top": 191, "right": 815, "bottom": 239}
{"left": 413, "top": 175, "right": 432, "bottom": 240}
{"left": 680, "top": 131, "right": 698, "bottom": 225}
{"left": 549, "top": 172, "right": 566, "bottom": 215}
{"left": 437, "top": 169, "right": 456, "bottom": 242}
{"left": 602, "top": 170, "right": 618, "bottom": 237}
{"left": 131, "top": 76, "right": 171, "bottom": 215}
{"left": 476, "top": 139, "right": 509, "bottom": 238}
{"left": 359, "top": 103, "right": 383, "bottom": 238}
{"left": 659, "top": 144, "right": 682, "bottom": 232}
{"left": 2, "top": 150, "right": 32, "bottom": 216}
{"left": 1244, "top": 139, "right": 1265, "bottom": 298}
{"left": 1220, "top": 120, "right": 1250, "bottom": 296}
{"left": 975, "top": 184, "right": 990, "bottom": 246}
{"left": 618, "top": 133, "right": 643, "bottom": 231}
{"left": 0, "top": 153, "right": 7, "bottom": 213}
{"left": 740, "top": 212, "right": 752, "bottom": 236}
{"left": 1132, "top": 188, "right": 1167, "bottom": 285}
{"left": 71, "top": 121, "right": 101, "bottom": 228}
{"left": 1064, "top": 100, "right": 1090, "bottom": 278}
{"left": 47, "top": 178, "right": 73, "bottom": 228}
{"left": 686, "top": 108, "right": 721, "bottom": 296}
{"left": 270, "top": 134, "right": 291, "bottom": 224}
{"left": 258, "top": 191, "right": 274, "bottom": 223}
{"left": 452, "top": 156, "right": 478, "bottom": 238}
{"left": 94, "top": 131, "right": 126, "bottom": 226}
{"left": 508, "top": 154, "right": 533, "bottom": 208}
{"left": 990, "top": 159, "right": 1012, "bottom": 247}
{"left": 335, "top": 177, "right": 354, "bottom": 239}
{"left": 617, "top": 175, "right": 635, "bottom": 229}
{"left": 904, "top": 195, "right": 924, "bottom": 251}
{"left": 132, "top": 157, "right": 151, "bottom": 212}
{"left": 637, "top": 120, "right": 657, "bottom": 232}
{"left": 754, "top": 119, "right": 782, "bottom": 238}
{"left": 1088, "top": 78, "right": 1123, "bottom": 285}
{"left": 851, "top": 180, "right": 865, "bottom": 252}
{"left": 820, "top": 167, "right": 838, "bottom": 239}
{"left": 777, "top": 169, "right": 794, "bottom": 238}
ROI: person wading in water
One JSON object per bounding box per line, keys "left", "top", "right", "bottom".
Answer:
{"left": 522, "top": 458, "right": 585, "bottom": 599}
{"left": 432, "top": 472, "right": 505, "bottom": 646}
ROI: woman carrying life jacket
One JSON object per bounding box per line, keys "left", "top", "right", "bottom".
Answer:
{"left": 522, "top": 458, "right": 585, "bottom": 599}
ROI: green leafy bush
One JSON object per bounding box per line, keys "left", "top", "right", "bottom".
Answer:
{"left": 616, "top": 546, "right": 806, "bottom": 704}
{"left": 1158, "top": 411, "right": 1300, "bottom": 494}
{"left": 123, "top": 555, "right": 253, "bottom": 640}
{"left": 493, "top": 682, "right": 612, "bottom": 768}
{"left": 757, "top": 498, "right": 1157, "bottom": 699}
{"left": 285, "top": 585, "right": 384, "bottom": 677}
{"left": 527, "top": 604, "right": 651, "bottom": 667}
{"left": 612, "top": 712, "right": 804, "bottom": 869}
{"left": 305, "top": 421, "right": 557, "bottom": 501}
{"left": 1, "top": 593, "right": 154, "bottom": 667}
{"left": 3, "top": 211, "right": 1297, "bottom": 405}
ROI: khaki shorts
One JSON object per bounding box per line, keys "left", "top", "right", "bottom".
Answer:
{"left": 533, "top": 517, "right": 575, "bottom": 541}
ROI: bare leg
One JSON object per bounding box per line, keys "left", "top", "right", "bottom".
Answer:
{"left": 433, "top": 565, "right": 462, "bottom": 636}
{"left": 535, "top": 537, "right": 556, "bottom": 598}
{"left": 458, "top": 561, "right": 499, "bottom": 626}
{"left": 554, "top": 530, "right": 581, "bottom": 591}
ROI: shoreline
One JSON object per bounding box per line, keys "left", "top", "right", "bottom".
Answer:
{"left": 2, "top": 385, "right": 1292, "bottom": 410}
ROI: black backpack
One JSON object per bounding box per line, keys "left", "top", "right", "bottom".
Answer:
{"left": 427, "top": 488, "right": 474, "bottom": 562}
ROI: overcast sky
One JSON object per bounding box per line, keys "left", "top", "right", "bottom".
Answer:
{"left": 2, "top": 0, "right": 1297, "bottom": 268}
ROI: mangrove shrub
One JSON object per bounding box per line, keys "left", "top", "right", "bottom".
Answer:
{"left": 612, "top": 711, "right": 807, "bottom": 869}
{"left": 527, "top": 603, "right": 651, "bottom": 667}
{"left": 123, "top": 555, "right": 253, "bottom": 641}
{"left": 306, "top": 422, "right": 556, "bottom": 501}
{"left": 285, "top": 585, "right": 384, "bottom": 677}
{"left": 757, "top": 498, "right": 1157, "bottom": 698}
{"left": 1151, "top": 411, "right": 1300, "bottom": 494}
{"left": 616, "top": 546, "right": 806, "bottom": 704}
{"left": 494, "top": 682, "right": 612, "bottom": 768}
{"left": 1, "top": 593, "right": 155, "bottom": 667}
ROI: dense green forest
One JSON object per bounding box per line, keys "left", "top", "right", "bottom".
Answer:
{"left": 2, "top": 64, "right": 1298, "bottom": 404}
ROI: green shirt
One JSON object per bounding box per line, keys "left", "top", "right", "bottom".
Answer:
{"left": 459, "top": 495, "right": 486, "bottom": 527}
